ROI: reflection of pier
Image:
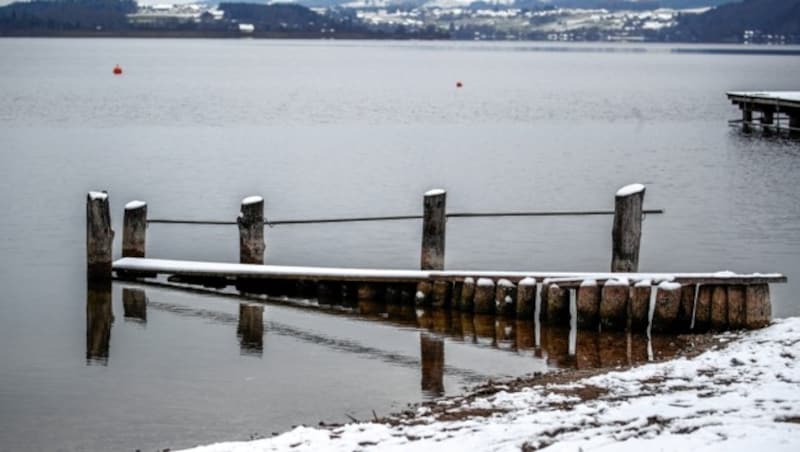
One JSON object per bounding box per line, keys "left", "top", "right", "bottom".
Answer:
{"left": 237, "top": 304, "right": 263, "bottom": 355}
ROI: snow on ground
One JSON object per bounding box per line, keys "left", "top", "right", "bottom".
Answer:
{"left": 183, "top": 318, "right": 800, "bottom": 452}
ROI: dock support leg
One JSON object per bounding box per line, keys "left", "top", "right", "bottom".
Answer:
{"left": 742, "top": 106, "right": 753, "bottom": 132}
{"left": 122, "top": 201, "right": 147, "bottom": 258}
{"left": 611, "top": 184, "right": 645, "bottom": 272}
{"left": 238, "top": 196, "right": 265, "bottom": 264}
{"left": 86, "top": 191, "right": 114, "bottom": 281}
{"left": 761, "top": 110, "right": 775, "bottom": 135}
{"left": 790, "top": 115, "right": 800, "bottom": 137}
{"left": 421, "top": 189, "right": 446, "bottom": 271}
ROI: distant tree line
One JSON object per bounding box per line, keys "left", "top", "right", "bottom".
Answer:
{"left": 0, "top": 0, "right": 135, "bottom": 31}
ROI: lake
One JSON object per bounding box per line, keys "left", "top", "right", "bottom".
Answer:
{"left": 0, "top": 38, "right": 798, "bottom": 451}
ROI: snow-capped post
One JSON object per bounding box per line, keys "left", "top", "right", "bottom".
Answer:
{"left": 516, "top": 277, "right": 537, "bottom": 318}
{"left": 238, "top": 196, "right": 265, "bottom": 265}
{"left": 546, "top": 282, "right": 569, "bottom": 325}
{"left": 495, "top": 279, "right": 516, "bottom": 316}
{"left": 473, "top": 278, "right": 496, "bottom": 314}
{"left": 611, "top": 183, "right": 645, "bottom": 273}
{"left": 86, "top": 191, "right": 114, "bottom": 281}
{"left": 421, "top": 189, "right": 446, "bottom": 271}
{"left": 576, "top": 279, "right": 600, "bottom": 329}
{"left": 629, "top": 280, "right": 651, "bottom": 332}
{"left": 122, "top": 200, "right": 147, "bottom": 258}
{"left": 652, "top": 281, "right": 682, "bottom": 333}
{"left": 600, "top": 278, "right": 629, "bottom": 330}
{"left": 459, "top": 277, "right": 476, "bottom": 312}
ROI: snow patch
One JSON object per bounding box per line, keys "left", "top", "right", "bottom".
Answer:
{"left": 125, "top": 200, "right": 146, "bottom": 210}
{"left": 616, "top": 183, "right": 645, "bottom": 197}
{"left": 477, "top": 278, "right": 494, "bottom": 287}
{"left": 425, "top": 188, "right": 446, "bottom": 197}
{"left": 242, "top": 196, "right": 263, "bottom": 206}
{"left": 88, "top": 191, "right": 108, "bottom": 201}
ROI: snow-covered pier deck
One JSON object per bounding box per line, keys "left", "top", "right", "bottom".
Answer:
{"left": 112, "top": 257, "right": 786, "bottom": 334}
{"left": 727, "top": 91, "right": 800, "bottom": 134}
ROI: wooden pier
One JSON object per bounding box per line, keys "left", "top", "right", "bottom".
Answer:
{"left": 727, "top": 91, "right": 800, "bottom": 135}
{"left": 86, "top": 186, "right": 787, "bottom": 335}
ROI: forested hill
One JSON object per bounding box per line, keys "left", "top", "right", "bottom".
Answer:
{"left": 669, "top": 0, "right": 800, "bottom": 42}
{"left": 0, "top": 0, "right": 136, "bottom": 31}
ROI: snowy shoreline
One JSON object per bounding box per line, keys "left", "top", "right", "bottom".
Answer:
{"left": 183, "top": 318, "right": 800, "bottom": 452}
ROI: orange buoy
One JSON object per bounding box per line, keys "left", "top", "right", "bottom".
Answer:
{"left": 113, "top": 65, "right": 122, "bottom": 75}
{"left": 456, "top": 81, "right": 463, "bottom": 88}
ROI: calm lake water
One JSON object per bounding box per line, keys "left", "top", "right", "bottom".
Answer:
{"left": 1, "top": 39, "right": 799, "bottom": 451}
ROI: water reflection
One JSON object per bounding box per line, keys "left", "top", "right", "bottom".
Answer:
{"left": 420, "top": 333, "right": 445, "bottom": 397}
{"left": 122, "top": 288, "right": 147, "bottom": 323}
{"left": 110, "top": 285, "right": 697, "bottom": 377}
{"left": 237, "top": 304, "right": 264, "bottom": 356}
{"left": 86, "top": 282, "right": 113, "bottom": 365}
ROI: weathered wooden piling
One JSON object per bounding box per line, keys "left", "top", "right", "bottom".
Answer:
{"left": 416, "top": 281, "right": 433, "bottom": 306}
{"left": 237, "top": 196, "right": 265, "bottom": 265}
{"left": 432, "top": 281, "right": 451, "bottom": 308}
{"left": 576, "top": 279, "right": 600, "bottom": 329}
{"left": 678, "top": 284, "right": 698, "bottom": 332}
{"left": 600, "top": 278, "right": 629, "bottom": 330}
{"left": 693, "top": 285, "right": 712, "bottom": 332}
{"left": 710, "top": 285, "right": 728, "bottom": 331}
{"left": 473, "top": 278, "right": 495, "bottom": 314}
{"left": 86, "top": 191, "right": 114, "bottom": 281}
{"left": 611, "top": 184, "right": 645, "bottom": 272}
{"left": 745, "top": 284, "right": 771, "bottom": 329}
{"left": 420, "top": 189, "right": 446, "bottom": 271}
{"left": 545, "top": 282, "right": 569, "bottom": 324}
{"left": 357, "top": 283, "right": 379, "bottom": 302}
{"left": 122, "top": 200, "right": 147, "bottom": 258}
{"left": 727, "top": 285, "right": 746, "bottom": 330}
{"left": 516, "top": 277, "right": 537, "bottom": 319}
{"left": 629, "top": 280, "right": 651, "bottom": 332}
{"left": 459, "top": 277, "right": 476, "bottom": 312}
{"left": 652, "top": 281, "right": 681, "bottom": 333}
{"left": 495, "top": 279, "right": 516, "bottom": 316}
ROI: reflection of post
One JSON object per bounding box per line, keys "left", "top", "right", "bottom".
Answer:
{"left": 420, "top": 333, "right": 445, "bottom": 397}
{"left": 122, "top": 288, "right": 147, "bottom": 323}
{"left": 237, "top": 304, "right": 264, "bottom": 356}
{"left": 86, "top": 282, "right": 113, "bottom": 365}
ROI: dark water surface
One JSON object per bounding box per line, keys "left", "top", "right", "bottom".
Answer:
{"left": 1, "top": 39, "right": 799, "bottom": 451}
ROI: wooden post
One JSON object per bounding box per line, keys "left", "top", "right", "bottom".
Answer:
{"left": 420, "top": 189, "right": 446, "bottom": 270}
{"left": 238, "top": 196, "right": 265, "bottom": 264}
{"left": 600, "top": 279, "right": 629, "bottom": 330}
{"left": 545, "top": 283, "right": 569, "bottom": 325}
{"left": 122, "top": 200, "right": 147, "bottom": 258}
{"left": 516, "top": 277, "right": 536, "bottom": 319}
{"left": 495, "top": 279, "right": 516, "bottom": 316}
{"left": 415, "top": 281, "right": 433, "bottom": 306}
{"left": 727, "top": 285, "right": 746, "bottom": 330}
{"left": 629, "top": 280, "right": 651, "bottom": 332}
{"left": 611, "top": 184, "right": 645, "bottom": 272}
{"left": 576, "top": 279, "right": 600, "bottom": 329}
{"left": 710, "top": 285, "right": 728, "bottom": 331}
{"left": 86, "top": 191, "right": 114, "bottom": 281}
{"left": 652, "top": 282, "right": 681, "bottom": 333}
{"left": 459, "top": 277, "right": 476, "bottom": 312}
{"left": 693, "top": 285, "right": 712, "bottom": 332}
{"left": 742, "top": 106, "right": 753, "bottom": 132}
{"left": 431, "top": 281, "right": 451, "bottom": 308}
{"left": 745, "top": 284, "right": 771, "bottom": 329}
{"left": 473, "top": 278, "right": 495, "bottom": 314}
{"left": 790, "top": 115, "right": 800, "bottom": 137}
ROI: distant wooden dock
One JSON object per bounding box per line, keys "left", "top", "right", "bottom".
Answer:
{"left": 727, "top": 91, "right": 800, "bottom": 134}
{"left": 85, "top": 186, "right": 787, "bottom": 336}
